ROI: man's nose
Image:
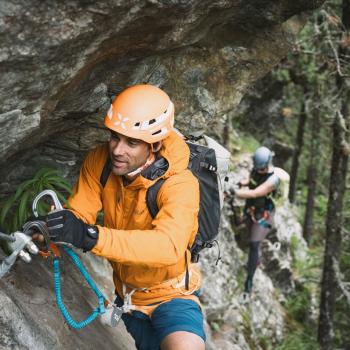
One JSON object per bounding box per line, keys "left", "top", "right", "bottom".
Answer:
{"left": 112, "top": 139, "right": 127, "bottom": 156}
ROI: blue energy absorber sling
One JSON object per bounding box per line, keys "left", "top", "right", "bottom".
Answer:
{"left": 53, "top": 246, "right": 106, "bottom": 329}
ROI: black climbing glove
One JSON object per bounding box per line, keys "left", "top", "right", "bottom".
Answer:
{"left": 47, "top": 209, "right": 98, "bottom": 251}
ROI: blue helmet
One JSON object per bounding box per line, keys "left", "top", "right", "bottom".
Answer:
{"left": 253, "top": 146, "right": 273, "bottom": 170}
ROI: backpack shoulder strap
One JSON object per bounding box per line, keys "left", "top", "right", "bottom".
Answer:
{"left": 146, "top": 178, "right": 166, "bottom": 218}
{"left": 100, "top": 157, "right": 112, "bottom": 188}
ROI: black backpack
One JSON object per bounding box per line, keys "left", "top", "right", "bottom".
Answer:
{"left": 100, "top": 137, "right": 227, "bottom": 264}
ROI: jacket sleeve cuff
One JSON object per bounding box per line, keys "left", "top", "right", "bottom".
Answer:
{"left": 91, "top": 225, "right": 105, "bottom": 255}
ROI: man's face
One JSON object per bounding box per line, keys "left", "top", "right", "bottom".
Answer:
{"left": 256, "top": 167, "right": 268, "bottom": 174}
{"left": 109, "top": 131, "right": 151, "bottom": 176}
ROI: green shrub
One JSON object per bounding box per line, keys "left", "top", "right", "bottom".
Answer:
{"left": 293, "top": 246, "right": 322, "bottom": 283}
{"left": 0, "top": 168, "right": 72, "bottom": 233}
{"left": 284, "top": 287, "right": 312, "bottom": 323}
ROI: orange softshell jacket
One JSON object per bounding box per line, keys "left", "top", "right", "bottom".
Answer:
{"left": 68, "top": 130, "right": 201, "bottom": 307}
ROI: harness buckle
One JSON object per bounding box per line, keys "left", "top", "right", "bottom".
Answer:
{"left": 100, "top": 304, "right": 123, "bottom": 327}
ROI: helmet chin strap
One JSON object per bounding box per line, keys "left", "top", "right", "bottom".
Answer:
{"left": 125, "top": 152, "right": 156, "bottom": 179}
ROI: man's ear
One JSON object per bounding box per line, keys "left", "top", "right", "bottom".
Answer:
{"left": 151, "top": 141, "right": 162, "bottom": 153}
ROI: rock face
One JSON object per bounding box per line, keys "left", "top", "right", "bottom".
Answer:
{"left": 0, "top": 1, "right": 324, "bottom": 349}
{"left": 0, "top": 0, "right": 324, "bottom": 193}
{"left": 0, "top": 251, "right": 135, "bottom": 349}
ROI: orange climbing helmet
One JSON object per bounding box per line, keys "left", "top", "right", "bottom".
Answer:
{"left": 104, "top": 84, "right": 175, "bottom": 143}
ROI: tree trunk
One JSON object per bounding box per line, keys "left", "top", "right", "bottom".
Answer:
{"left": 318, "top": 101, "right": 349, "bottom": 350}
{"left": 288, "top": 98, "right": 307, "bottom": 203}
{"left": 318, "top": 2, "right": 350, "bottom": 346}
{"left": 303, "top": 103, "right": 320, "bottom": 243}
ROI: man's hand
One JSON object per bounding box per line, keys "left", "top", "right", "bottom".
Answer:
{"left": 237, "top": 179, "right": 249, "bottom": 188}
{"left": 47, "top": 210, "right": 98, "bottom": 251}
{"left": 234, "top": 188, "right": 246, "bottom": 198}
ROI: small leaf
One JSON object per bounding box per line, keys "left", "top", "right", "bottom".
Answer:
{"left": 18, "top": 191, "right": 31, "bottom": 227}
{"left": 0, "top": 196, "right": 17, "bottom": 229}
{"left": 52, "top": 181, "right": 73, "bottom": 195}
{"left": 12, "top": 214, "right": 19, "bottom": 232}
{"left": 33, "top": 168, "right": 59, "bottom": 181}
{"left": 12, "top": 179, "right": 35, "bottom": 202}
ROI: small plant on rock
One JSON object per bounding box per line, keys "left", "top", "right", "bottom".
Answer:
{"left": 0, "top": 168, "right": 72, "bottom": 233}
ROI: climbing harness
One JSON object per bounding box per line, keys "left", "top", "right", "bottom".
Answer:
{"left": 103, "top": 284, "right": 138, "bottom": 326}
{"left": 30, "top": 190, "right": 116, "bottom": 329}
{"left": 103, "top": 264, "right": 203, "bottom": 321}
{"left": 101, "top": 283, "right": 155, "bottom": 326}
{"left": 244, "top": 206, "right": 272, "bottom": 229}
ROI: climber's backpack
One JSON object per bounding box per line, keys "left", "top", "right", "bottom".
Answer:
{"left": 272, "top": 167, "right": 290, "bottom": 207}
{"left": 99, "top": 134, "right": 230, "bottom": 264}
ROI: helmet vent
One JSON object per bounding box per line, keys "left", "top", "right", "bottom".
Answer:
{"left": 149, "top": 119, "right": 156, "bottom": 125}
{"left": 151, "top": 129, "right": 162, "bottom": 136}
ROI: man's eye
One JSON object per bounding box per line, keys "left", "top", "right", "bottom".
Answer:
{"left": 128, "top": 140, "right": 139, "bottom": 146}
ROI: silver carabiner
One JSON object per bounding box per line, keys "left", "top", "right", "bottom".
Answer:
{"left": 32, "top": 189, "right": 64, "bottom": 217}
{"left": 0, "top": 232, "right": 39, "bottom": 278}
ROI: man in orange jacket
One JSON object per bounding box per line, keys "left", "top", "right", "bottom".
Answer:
{"left": 46, "top": 84, "right": 205, "bottom": 350}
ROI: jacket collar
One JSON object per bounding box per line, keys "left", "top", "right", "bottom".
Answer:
{"left": 124, "top": 131, "right": 189, "bottom": 190}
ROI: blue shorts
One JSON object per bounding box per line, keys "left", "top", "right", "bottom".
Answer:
{"left": 115, "top": 294, "right": 206, "bottom": 350}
